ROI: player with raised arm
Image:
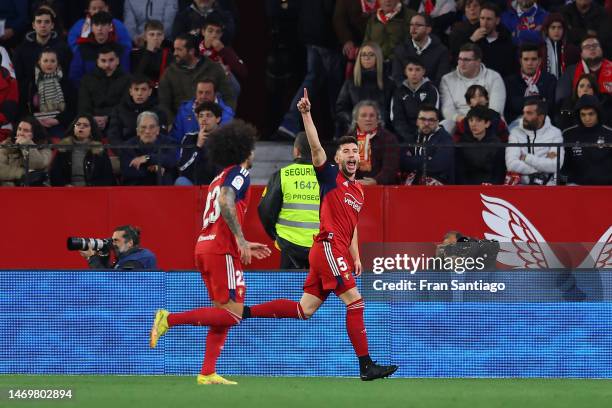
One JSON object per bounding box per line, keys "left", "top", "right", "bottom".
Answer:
{"left": 149, "top": 120, "right": 271, "bottom": 385}
{"left": 243, "top": 89, "right": 398, "bottom": 381}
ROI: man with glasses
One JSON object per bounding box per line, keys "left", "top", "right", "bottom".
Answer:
{"left": 556, "top": 35, "right": 612, "bottom": 103}
{"left": 392, "top": 13, "right": 450, "bottom": 86}
{"left": 440, "top": 43, "right": 505, "bottom": 133}
{"left": 401, "top": 104, "right": 454, "bottom": 184}
{"left": 120, "top": 111, "right": 177, "bottom": 185}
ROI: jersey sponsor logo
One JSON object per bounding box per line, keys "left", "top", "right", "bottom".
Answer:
{"left": 344, "top": 193, "right": 363, "bottom": 212}
{"left": 197, "top": 234, "right": 216, "bottom": 241}
{"left": 231, "top": 175, "right": 245, "bottom": 190}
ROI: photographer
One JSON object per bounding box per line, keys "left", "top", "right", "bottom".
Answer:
{"left": 78, "top": 225, "right": 158, "bottom": 269}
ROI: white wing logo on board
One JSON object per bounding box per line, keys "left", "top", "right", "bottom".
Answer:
{"left": 480, "top": 194, "right": 612, "bottom": 269}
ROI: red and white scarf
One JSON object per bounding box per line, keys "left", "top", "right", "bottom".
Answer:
{"left": 361, "top": 0, "right": 379, "bottom": 13}
{"left": 573, "top": 58, "right": 612, "bottom": 95}
{"left": 376, "top": 2, "right": 401, "bottom": 24}
{"left": 356, "top": 127, "right": 377, "bottom": 172}
{"left": 199, "top": 41, "right": 222, "bottom": 63}
{"left": 522, "top": 65, "right": 542, "bottom": 96}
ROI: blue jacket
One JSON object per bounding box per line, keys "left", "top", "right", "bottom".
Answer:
{"left": 501, "top": 4, "right": 548, "bottom": 45}
{"left": 69, "top": 42, "right": 131, "bottom": 89}
{"left": 115, "top": 247, "right": 157, "bottom": 269}
{"left": 68, "top": 18, "right": 132, "bottom": 53}
{"left": 120, "top": 134, "right": 178, "bottom": 185}
{"left": 0, "top": 0, "right": 27, "bottom": 33}
{"left": 169, "top": 96, "right": 234, "bottom": 144}
{"left": 401, "top": 126, "right": 455, "bottom": 184}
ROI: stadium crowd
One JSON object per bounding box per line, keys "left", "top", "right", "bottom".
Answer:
{"left": 0, "top": 0, "right": 611, "bottom": 186}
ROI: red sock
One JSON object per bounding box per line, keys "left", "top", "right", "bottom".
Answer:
{"left": 201, "top": 326, "right": 229, "bottom": 375}
{"left": 167, "top": 307, "right": 241, "bottom": 327}
{"left": 346, "top": 299, "right": 369, "bottom": 357}
{"left": 250, "top": 299, "right": 305, "bottom": 319}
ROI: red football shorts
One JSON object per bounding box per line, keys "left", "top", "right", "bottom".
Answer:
{"left": 195, "top": 251, "right": 246, "bottom": 304}
{"left": 303, "top": 241, "right": 356, "bottom": 301}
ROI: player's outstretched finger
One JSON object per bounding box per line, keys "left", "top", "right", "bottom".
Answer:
{"left": 304, "top": 87, "right": 308, "bottom": 100}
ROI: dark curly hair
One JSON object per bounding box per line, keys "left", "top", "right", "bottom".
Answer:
{"left": 65, "top": 114, "right": 103, "bottom": 141}
{"left": 206, "top": 119, "right": 257, "bottom": 167}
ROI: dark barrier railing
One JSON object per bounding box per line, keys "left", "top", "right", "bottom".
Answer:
{"left": 1, "top": 141, "right": 611, "bottom": 186}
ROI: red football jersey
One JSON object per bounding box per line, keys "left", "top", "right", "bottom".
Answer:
{"left": 196, "top": 165, "right": 251, "bottom": 257}
{"left": 314, "top": 162, "right": 364, "bottom": 253}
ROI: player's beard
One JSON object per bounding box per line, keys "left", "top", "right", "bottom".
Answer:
{"left": 340, "top": 158, "right": 358, "bottom": 179}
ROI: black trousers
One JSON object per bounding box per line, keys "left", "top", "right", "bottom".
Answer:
{"left": 277, "top": 236, "right": 311, "bottom": 270}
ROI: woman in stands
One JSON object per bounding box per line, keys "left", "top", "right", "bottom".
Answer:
{"left": 556, "top": 74, "right": 603, "bottom": 131}
{"left": 0, "top": 117, "right": 51, "bottom": 186}
{"left": 49, "top": 115, "right": 115, "bottom": 186}
{"left": 335, "top": 42, "right": 394, "bottom": 137}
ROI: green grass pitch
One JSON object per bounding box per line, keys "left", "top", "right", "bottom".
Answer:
{"left": 2, "top": 376, "right": 612, "bottom": 408}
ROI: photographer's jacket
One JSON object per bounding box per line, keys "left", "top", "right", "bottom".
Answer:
{"left": 88, "top": 247, "right": 157, "bottom": 269}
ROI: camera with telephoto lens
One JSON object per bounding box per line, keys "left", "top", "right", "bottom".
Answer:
{"left": 66, "top": 237, "right": 112, "bottom": 252}
{"left": 438, "top": 236, "right": 500, "bottom": 270}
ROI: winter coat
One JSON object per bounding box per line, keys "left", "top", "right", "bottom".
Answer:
{"left": 78, "top": 66, "right": 132, "bottom": 117}
{"left": 169, "top": 97, "right": 234, "bottom": 144}
{"left": 401, "top": 126, "right": 455, "bottom": 184}
{"left": 454, "top": 123, "right": 506, "bottom": 185}
{"left": 177, "top": 132, "right": 218, "bottom": 185}
{"left": 364, "top": 6, "right": 416, "bottom": 61}
{"left": 351, "top": 128, "right": 401, "bottom": 185}
{"left": 560, "top": 2, "right": 608, "bottom": 46}
{"left": 120, "top": 134, "right": 178, "bottom": 185}
{"left": 471, "top": 27, "right": 518, "bottom": 78}
{"left": 124, "top": 0, "right": 178, "bottom": 39}
{"left": 13, "top": 31, "right": 72, "bottom": 114}
{"left": 335, "top": 70, "right": 395, "bottom": 135}
{"left": 0, "top": 138, "right": 51, "bottom": 185}
{"left": 130, "top": 41, "right": 173, "bottom": 85}
{"left": 0, "top": 0, "right": 28, "bottom": 34}
{"left": 333, "top": 0, "right": 372, "bottom": 46}
{"left": 49, "top": 137, "right": 116, "bottom": 186}
{"left": 440, "top": 64, "right": 506, "bottom": 122}
{"left": 158, "top": 57, "right": 235, "bottom": 123}
{"left": 0, "top": 67, "right": 18, "bottom": 130}
{"left": 391, "top": 78, "right": 440, "bottom": 143}
{"left": 172, "top": 3, "right": 235, "bottom": 44}
{"left": 504, "top": 71, "right": 557, "bottom": 123}
{"left": 69, "top": 41, "right": 130, "bottom": 89}
{"left": 392, "top": 35, "right": 451, "bottom": 86}
{"left": 68, "top": 18, "right": 132, "bottom": 53}
{"left": 297, "top": 0, "right": 338, "bottom": 48}
{"left": 501, "top": 3, "right": 548, "bottom": 45}
{"left": 107, "top": 94, "right": 168, "bottom": 146}
{"left": 448, "top": 20, "right": 479, "bottom": 60}
{"left": 505, "top": 116, "right": 564, "bottom": 185}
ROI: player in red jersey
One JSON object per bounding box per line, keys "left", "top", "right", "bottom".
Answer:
{"left": 243, "top": 90, "right": 398, "bottom": 381}
{"left": 149, "top": 120, "right": 271, "bottom": 385}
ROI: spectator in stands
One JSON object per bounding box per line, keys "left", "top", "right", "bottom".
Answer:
{"left": 120, "top": 111, "right": 177, "bottom": 185}
{"left": 391, "top": 56, "right": 440, "bottom": 144}
{"left": 108, "top": 75, "right": 167, "bottom": 146}
{"left": 556, "top": 35, "right": 612, "bottom": 104}
{"left": 333, "top": 0, "right": 378, "bottom": 62}
{"left": 68, "top": 11, "right": 130, "bottom": 88}
{"left": 363, "top": 0, "right": 416, "bottom": 62}
{"left": 13, "top": 7, "right": 72, "bottom": 118}
{"left": 0, "top": 65, "right": 18, "bottom": 142}
{"left": 169, "top": 78, "right": 234, "bottom": 144}
{"left": 556, "top": 73, "right": 607, "bottom": 130}
{"left": 0, "top": 0, "right": 28, "bottom": 48}
{"left": 336, "top": 42, "right": 394, "bottom": 137}
{"left": 67, "top": 0, "right": 131, "bottom": 53}
{"left": 439, "top": 43, "right": 506, "bottom": 132}
{"left": 197, "top": 14, "right": 248, "bottom": 97}
{"left": 78, "top": 45, "right": 132, "bottom": 132}
{"left": 505, "top": 43, "right": 557, "bottom": 124}
{"left": 26, "top": 49, "right": 76, "bottom": 139}
{"left": 124, "top": 0, "right": 177, "bottom": 47}
{"left": 402, "top": 105, "right": 454, "bottom": 184}
{"left": 274, "top": 0, "right": 343, "bottom": 140}
{"left": 449, "top": 0, "right": 483, "bottom": 61}
{"left": 539, "top": 13, "right": 580, "bottom": 79}
{"left": 0, "top": 117, "right": 51, "bottom": 186}
{"left": 392, "top": 13, "right": 451, "bottom": 86}
{"left": 470, "top": 3, "right": 518, "bottom": 78}
{"left": 158, "top": 33, "right": 234, "bottom": 124}
{"left": 404, "top": 0, "right": 457, "bottom": 37}
{"left": 455, "top": 84, "right": 509, "bottom": 144}
{"left": 130, "top": 20, "right": 173, "bottom": 87}
{"left": 454, "top": 105, "right": 506, "bottom": 184}
{"left": 501, "top": 0, "right": 548, "bottom": 45}
{"left": 561, "top": 94, "right": 612, "bottom": 185}
{"left": 505, "top": 98, "right": 563, "bottom": 185}
{"left": 0, "top": 46, "right": 15, "bottom": 79}
{"left": 560, "top": 0, "right": 607, "bottom": 46}
{"left": 49, "top": 114, "right": 115, "bottom": 186}
{"left": 175, "top": 101, "right": 221, "bottom": 186}
{"left": 346, "top": 100, "right": 400, "bottom": 185}
{"left": 172, "top": 0, "right": 235, "bottom": 44}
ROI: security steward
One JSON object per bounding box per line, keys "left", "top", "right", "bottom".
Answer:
{"left": 258, "top": 132, "right": 320, "bottom": 269}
